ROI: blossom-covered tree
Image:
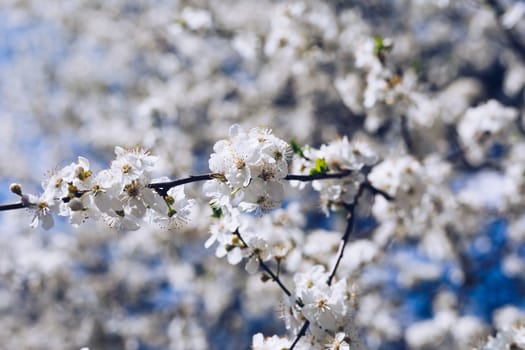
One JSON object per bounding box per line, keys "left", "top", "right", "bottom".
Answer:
{"left": 0, "top": 0, "right": 525, "bottom": 349}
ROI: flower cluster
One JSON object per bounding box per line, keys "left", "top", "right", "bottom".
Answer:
{"left": 367, "top": 155, "right": 460, "bottom": 248}
{"left": 280, "top": 265, "right": 365, "bottom": 350}
{"left": 11, "top": 147, "right": 194, "bottom": 231}
{"left": 336, "top": 35, "right": 420, "bottom": 133}
{"left": 291, "top": 136, "right": 378, "bottom": 214}
{"left": 204, "top": 124, "right": 291, "bottom": 213}
{"left": 2, "top": 0, "right": 525, "bottom": 347}
{"left": 457, "top": 99, "right": 518, "bottom": 164}
{"left": 368, "top": 155, "right": 425, "bottom": 214}
{"left": 206, "top": 203, "right": 304, "bottom": 274}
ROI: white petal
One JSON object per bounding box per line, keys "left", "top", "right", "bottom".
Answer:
{"left": 227, "top": 248, "right": 243, "bottom": 265}
{"left": 229, "top": 124, "right": 242, "bottom": 137}
{"left": 245, "top": 257, "right": 259, "bottom": 274}
{"left": 94, "top": 193, "right": 112, "bottom": 213}
{"left": 204, "top": 233, "right": 218, "bottom": 249}
{"left": 41, "top": 214, "right": 54, "bottom": 230}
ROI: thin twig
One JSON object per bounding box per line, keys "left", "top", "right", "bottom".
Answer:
{"left": 362, "top": 181, "right": 394, "bottom": 201}
{"left": 233, "top": 230, "right": 295, "bottom": 300}
{"left": 0, "top": 202, "right": 27, "bottom": 211}
{"left": 326, "top": 184, "right": 366, "bottom": 286}
{"left": 259, "top": 260, "right": 293, "bottom": 298}
{"left": 0, "top": 170, "right": 354, "bottom": 212}
{"left": 290, "top": 178, "right": 387, "bottom": 346}
{"left": 326, "top": 209, "right": 356, "bottom": 286}
{"left": 289, "top": 320, "right": 311, "bottom": 350}
{"left": 291, "top": 183, "right": 367, "bottom": 347}
{"left": 284, "top": 170, "right": 352, "bottom": 182}
{"left": 148, "top": 173, "right": 217, "bottom": 196}
{"left": 148, "top": 170, "right": 354, "bottom": 196}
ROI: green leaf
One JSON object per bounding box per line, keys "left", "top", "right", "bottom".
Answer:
{"left": 373, "top": 35, "right": 384, "bottom": 56}
{"left": 373, "top": 35, "right": 392, "bottom": 63}
{"left": 210, "top": 204, "right": 223, "bottom": 218}
{"left": 309, "top": 158, "right": 329, "bottom": 176}
{"left": 290, "top": 139, "right": 305, "bottom": 159}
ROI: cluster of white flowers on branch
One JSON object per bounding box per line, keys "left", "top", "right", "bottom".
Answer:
{"left": 0, "top": 124, "right": 393, "bottom": 350}
{"left": 204, "top": 124, "right": 292, "bottom": 213}
{"left": 7, "top": 146, "right": 195, "bottom": 231}
{"left": 2, "top": 1, "right": 525, "bottom": 348}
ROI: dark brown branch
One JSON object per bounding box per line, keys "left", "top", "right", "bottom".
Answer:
{"left": 148, "top": 170, "right": 354, "bottom": 197}
{"left": 147, "top": 174, "right": 217, "bottom": 196}
{"left": 289, "top": 320, "right": 311, "bottom": 350}
{"left": 362, "top": 181, "right": 394, "bottom": 201}
{"left": 235, "top": 228, "right": 310, "bottom": 350}
{"left": 284, "top": 170, "right": 352, "bottom": 181}
{"left": 0, "top": 170, "right": 355, "bottom": 213}
{"left": 259, "top": 259, "right": 293, "bottom": 298}
{"left": 326, "top": 185, "right": 366, "bottom": 286}
{"left": 291, "top": 181, "right": 375, "bottom": 347}
{"left": 0, "top": 202, "right": 27, "bottom": 211}
{"left": 233, "top": 230, "right": 295, "bottom": 300}
{"left": 326, "top": 211, "right": 356, "bottom": 286}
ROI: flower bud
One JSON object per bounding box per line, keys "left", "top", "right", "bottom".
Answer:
{"left": 9, "top": 183, "right": 23, "bottom": 196}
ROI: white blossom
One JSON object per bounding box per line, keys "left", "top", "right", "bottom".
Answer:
{"left": 151, "top": 186, "right": 195, "bottom": 230}
{"left": 458, "top": 100, "right": 518, "bottom": 164}
{"left": 243, "top": 236, "right": 271, "bottom": 274}
{"left": 206, "top": 124, "right": 290, "bottom": 213}
{"left": 282, "top": 265, "right": 364, "bottom": 348}
{"left": 23, "top": 193, "right": 57, "bottom": 230}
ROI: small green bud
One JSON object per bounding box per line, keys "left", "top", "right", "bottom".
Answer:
{"left": 210, "top": 205, "right": 223, "bottom": 218}
{"left": 374, "top": 35, "right": 385, "bottom": 55}
{"left": 309, "top": 158, "right": 329, "bottom": 176}
{"left": 373, "top": 35, "right": 392, "bottom": 63}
